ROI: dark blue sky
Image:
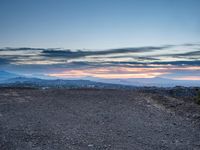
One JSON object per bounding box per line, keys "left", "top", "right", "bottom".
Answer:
{"left": 1, "top": 0, "right": 200, "bottom": 49}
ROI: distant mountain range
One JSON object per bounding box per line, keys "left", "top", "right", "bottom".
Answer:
{"left": 0, "top": 71, "right": 200, "bottom": 87}
{"left": 0, "top": 71, "right": 20, "bottom": 81}
{"left": 0, "top": 71, "right": 131, "bottom": 89}
{"left": 84, "top": 76, "right": 200, "bottom": 87}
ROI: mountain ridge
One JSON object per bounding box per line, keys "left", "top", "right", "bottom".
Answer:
{"left": 0, "top": 71, "right": 200, "bottom": 87}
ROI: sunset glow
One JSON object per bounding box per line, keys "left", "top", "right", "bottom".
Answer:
{"left": 47, "top": 65, "right": 200, "bottom": 80}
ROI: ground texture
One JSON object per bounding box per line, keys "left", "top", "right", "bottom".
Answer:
{"left": 0, "top": 88, "right": 200, "bottom": 150}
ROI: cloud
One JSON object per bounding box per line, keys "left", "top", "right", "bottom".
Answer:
{"left": 150, "top": 60, "right": 200, "bottom": 66}
{"left": 137, "top": 57, "right": 160, "bottom": 61}
{"left": 0, "top": 47, "right": 47, "bottom": 51}
{"left": 0, "top": 43, "right": 200, "bottom": 80}
{"left": 171, "top": 50, "right": 200, "bottom": 57}
{"left": 181, "top": 43, "right": 200, "bottom": 47}
{"left": 41, "top": 46, "right": 170, "bottom": 58}
{"left": 0, "top": 45, "right": 173, "bottom": 65}
{"left": 82, "top": 60, "right": 200, "bottom": 66}
{"left": 0, "top": 57, "right": 15, "bottom": 65}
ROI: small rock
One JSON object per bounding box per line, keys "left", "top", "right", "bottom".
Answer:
{"left": 88, "top": 144, "right": 94, "bottom": 147}
{"left": 192, "top": 114, "right": 200, "bottom": 119}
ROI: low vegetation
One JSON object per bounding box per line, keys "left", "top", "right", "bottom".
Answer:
{"left": 196, "top": 90, "right": 200, "bottom": 105}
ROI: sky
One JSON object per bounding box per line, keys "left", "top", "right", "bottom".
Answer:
{"left": 0, "top": 0, "right": 200, "bottom": 80}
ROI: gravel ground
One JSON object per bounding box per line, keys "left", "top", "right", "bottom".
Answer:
{"left": 0, "top": 88, "right": 200, "bottom": 150}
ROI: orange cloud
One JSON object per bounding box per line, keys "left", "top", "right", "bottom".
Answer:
{"left": 47, "top": 65, "right": 200, "bottom": 79}
{"left": 47, "top": 66, "right": 169, "bottom": 79}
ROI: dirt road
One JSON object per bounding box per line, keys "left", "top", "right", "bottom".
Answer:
{"left": 0, "top": 88, "right": 200, "bottom": 150}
